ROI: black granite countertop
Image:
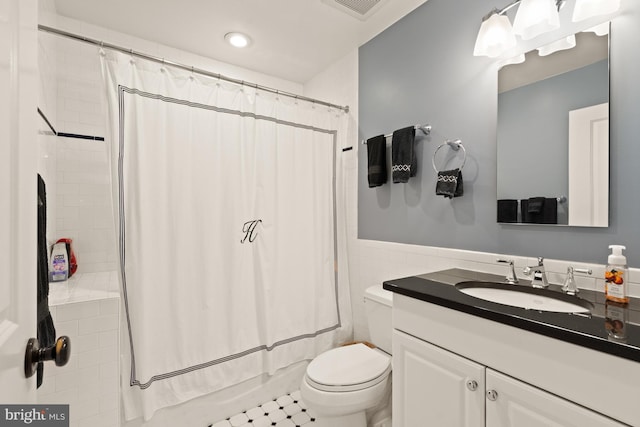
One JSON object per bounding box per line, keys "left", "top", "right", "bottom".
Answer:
{"left": 383, "top": 268, "right": 640, "bottom": 363}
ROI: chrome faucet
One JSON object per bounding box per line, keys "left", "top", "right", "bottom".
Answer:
{"left": 523, "top": 257, "right": 549, "bottom": 288}
{"left": 562, "top": 266, "right": 593, "bottom": 295}
{"left": 497, "top": 259, "right": 518, "bottom": 284}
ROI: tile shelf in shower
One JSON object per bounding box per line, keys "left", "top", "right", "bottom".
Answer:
{"left": 49, "top": 271, "right": 120, "bottom": 305}
{"left": 210, "top": 390, "right": 318, "bottom": 427}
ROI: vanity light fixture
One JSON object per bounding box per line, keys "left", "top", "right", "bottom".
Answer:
{"left": 224, "top": 32, "right": 252, "bottom": 48}
{"left": 572, "top": 0, "right": 620, "bottom": 22}
{"left": 474, "top": 0, "right": 618, "bottom": 58}
{"left": 512, "top": 0, "right": 560, "bottom": 40}
{"left": 473, "top": 10, "right": 517, "bottom": 57}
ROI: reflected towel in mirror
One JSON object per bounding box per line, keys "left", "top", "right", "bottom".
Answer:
{"left": 497, "top": 199, "right": 518, "bottom": 223}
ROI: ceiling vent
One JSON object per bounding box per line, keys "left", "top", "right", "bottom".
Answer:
{"left": 322, "top": 0, "right": 389, "bottom": 21}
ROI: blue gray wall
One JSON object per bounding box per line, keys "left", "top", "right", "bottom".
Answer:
{"left": 358, "top": 0, "right": 640, "bottom": 266}
{"left": 497, "top": 59, "right": 609, "bottom": 200}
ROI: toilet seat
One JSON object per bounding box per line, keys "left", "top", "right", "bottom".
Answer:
{"left": 305, "top": 343, "right": 391, "bottom": 392}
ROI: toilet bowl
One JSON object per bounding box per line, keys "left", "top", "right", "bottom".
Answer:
{"left": 300, "top": 343, "right": 391, "bottom": 427}
{"left": 300, "top": 285, "right": 393, "bottom": 427}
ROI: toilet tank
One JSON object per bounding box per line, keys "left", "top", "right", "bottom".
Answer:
{"left": 364, "top": 285, "right": 393, "bottom": 354}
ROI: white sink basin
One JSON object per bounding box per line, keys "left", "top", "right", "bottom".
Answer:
{"left": 455, "top": 281, "right": 593, "bottom": 313}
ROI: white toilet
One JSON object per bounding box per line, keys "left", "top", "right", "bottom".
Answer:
{"left": 300, "top": 285, "right": 393, "bottom": 427}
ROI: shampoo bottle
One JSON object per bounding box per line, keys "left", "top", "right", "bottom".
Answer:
{"left": 605, "top": 245, "right": 629, "bottom": 304}
{"left": 49, "top": 242, "right": 69, "bottom": 282}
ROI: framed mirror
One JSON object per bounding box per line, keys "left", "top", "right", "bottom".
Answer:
{"left": 496, "top": 29, "right": 609, "bottom": 227}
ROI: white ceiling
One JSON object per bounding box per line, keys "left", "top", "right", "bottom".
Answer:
{"left": 53, "top": 0, "right": 428, "bottom": 84}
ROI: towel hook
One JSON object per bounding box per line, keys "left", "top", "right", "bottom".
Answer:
{"left": 432, "top": 139, "right": 466, "bottom": 173}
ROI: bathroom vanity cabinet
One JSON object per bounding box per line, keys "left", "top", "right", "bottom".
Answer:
{"left": 385, "top": 270, "right": 640, "bottom": 427}
{"left": 393, "top": 329, "right": 624, "bottom": 426}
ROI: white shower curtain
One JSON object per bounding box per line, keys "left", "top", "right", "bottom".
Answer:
{"left": 101, "top": 51, "right": 352, "bottom": 421}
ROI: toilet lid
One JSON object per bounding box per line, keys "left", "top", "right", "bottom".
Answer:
{"left": 306, "top": 343, "right": 391, "bottom": 392}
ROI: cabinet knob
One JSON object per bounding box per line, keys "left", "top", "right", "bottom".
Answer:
{"left": 486, "top": 390, "right": 499, "bottom": 401}
{"left": 466, "top": 380, "right": 478, "bottom": 391}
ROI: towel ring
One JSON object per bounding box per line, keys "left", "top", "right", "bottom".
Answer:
{"left": 432, "top": 139, "right": 466, "bottom": 173}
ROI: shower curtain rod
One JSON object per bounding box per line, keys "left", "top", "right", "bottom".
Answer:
{"left": 38, "top": 25, "right": 350, "bottom": 114}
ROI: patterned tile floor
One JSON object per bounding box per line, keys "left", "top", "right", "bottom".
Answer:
{"left": 210, "top": 391, "right": 318, "bottom": 427}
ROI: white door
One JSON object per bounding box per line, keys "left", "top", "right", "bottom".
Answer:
{"left": 0, "top": 0, "right": 38, "bottom": 403}
{"left": 393, "top": 329, "right": 485, "bottom": 427}
{"left": 486, "top": 369, "right": 626, "bottom": 427}
{"left": 568, "top": 102, "right": 609, "bottom": 227}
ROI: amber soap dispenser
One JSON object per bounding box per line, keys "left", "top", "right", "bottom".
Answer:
{"left": 605, "top": 245, "right": 629, "bottom": 304}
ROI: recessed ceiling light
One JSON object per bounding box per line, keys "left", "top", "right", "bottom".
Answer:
{"left": 224, "top": 32, "right": 251, "bottom": 48}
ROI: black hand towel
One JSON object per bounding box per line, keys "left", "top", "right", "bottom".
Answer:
{"left": 391, "top": 126, "right": 416, "bottom": 183}
{"left": 436, "top": 168, "right": 464, "bottom": 199}
{"left": 521, "top": 197, "right": 558, "bottom": 224}
{"left": 37, "top": 174, "right": 56, "bottom": 388}
{"left": 367, "top": 135, "right": 387, "bottom": 188}
{"left": 497, "top": 199, "right": 518, "bottom": 223}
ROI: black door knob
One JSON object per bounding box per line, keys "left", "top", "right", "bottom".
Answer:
{"left": 24, "top": 336, "right": 71, "bottom": 378}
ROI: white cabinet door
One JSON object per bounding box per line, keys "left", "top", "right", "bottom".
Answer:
{"left": 486, "top": 369, "right": 626, "bottom": 427}
{"left": 393, "top": 329, "right": 485, "bottom": 427}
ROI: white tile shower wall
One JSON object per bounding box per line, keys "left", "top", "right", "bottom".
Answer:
{"left": 37, "top": 296, "right": 120, "bottom": 427}
{"left": 52, "top": 29, "right": 116, "bottom": 274}
{"left": 303, "top": 48, "right": 640, "bottom": 343}
{"left": 38, "top": 25, "right": 59, "bottom": 247}
{"left": 54, "top": 135, "right": 116, "bottom": 273}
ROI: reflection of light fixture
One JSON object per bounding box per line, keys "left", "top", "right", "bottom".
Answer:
{"left": 537, "top": 34, "right": 576, "bottom": 55}
{"left": 224, "top": 32, "right": 251, "bottom": 48}
{"left": 496, "top": 53, "right": 526, "bottom": 68}
{"left": 474, "top": 0, "right": 619, "bottom": 58}
{"left": 584, "top": 22, "right": 610, "bottom": 35}
{"left": 573, "top": 0, "right": 620, "bottom": 22}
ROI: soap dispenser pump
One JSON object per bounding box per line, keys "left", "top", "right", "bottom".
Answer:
{"left": 605, "top": 245, "right": 629, "bottom": 304}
